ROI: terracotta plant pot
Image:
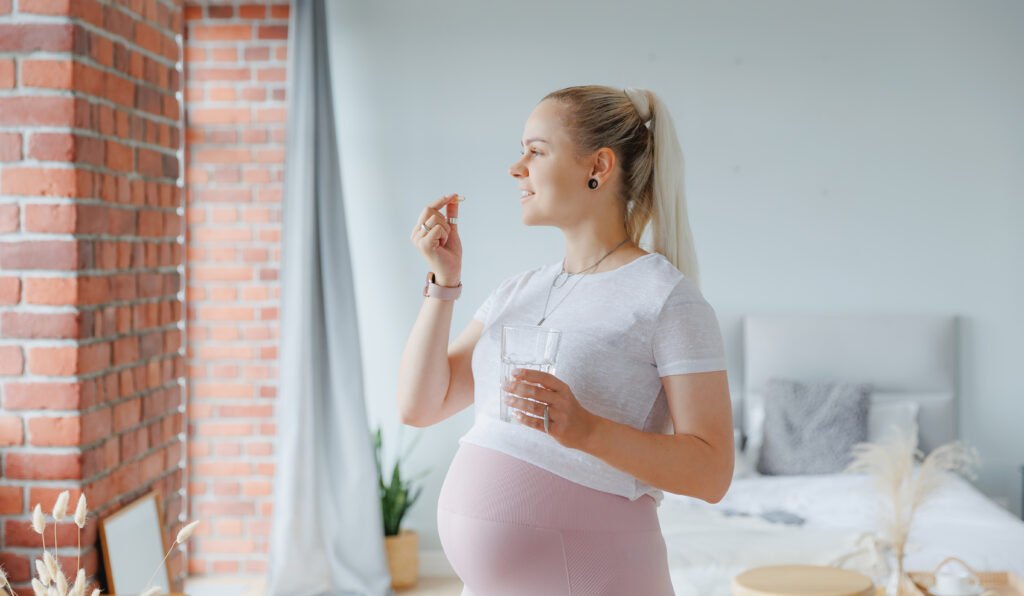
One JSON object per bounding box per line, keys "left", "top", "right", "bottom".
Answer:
{"left": 385, "top": 528, "right": 419, "bottom": 589}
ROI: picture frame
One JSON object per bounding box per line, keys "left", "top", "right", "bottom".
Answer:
{"left": 98, "top": 491, "right": 173, "bottom": 595}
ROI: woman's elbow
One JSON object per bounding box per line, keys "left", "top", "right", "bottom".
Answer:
{"left": 704, "top": 451, "right": 734, "bottom": 504}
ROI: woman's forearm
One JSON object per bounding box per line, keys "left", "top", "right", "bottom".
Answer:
{"left": 582, "top": 416, "right": 733, "bottom": 503}
{"left": 395, "top": 294, "right": 455, "bottom": 425}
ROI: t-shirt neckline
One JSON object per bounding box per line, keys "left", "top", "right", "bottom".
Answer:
{"left": 551, "top": 252, "right": 659, "bottom": 279}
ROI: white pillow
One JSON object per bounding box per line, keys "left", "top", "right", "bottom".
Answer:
{"left": 867, "top": 400, "right": 920, "bottom": 444}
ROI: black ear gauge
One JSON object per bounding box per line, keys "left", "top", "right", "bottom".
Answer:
{"left": 588, "top": 178, "right": 599, "bottom": 189}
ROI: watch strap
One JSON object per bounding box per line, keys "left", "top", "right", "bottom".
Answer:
{"left": 423, "top": 272, "right": 462, "bottom": 300}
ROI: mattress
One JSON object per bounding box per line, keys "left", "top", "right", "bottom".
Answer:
{"left": 658, "top": 471, "right": 1024, "bottom": 596}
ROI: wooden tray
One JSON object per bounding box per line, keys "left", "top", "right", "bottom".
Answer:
{"left": 872, "top": 557, "right": 1024, "bottom": 596}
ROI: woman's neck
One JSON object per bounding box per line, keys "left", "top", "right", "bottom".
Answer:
{"left": 562, "top": 236, "right": 635, "bottom": 274}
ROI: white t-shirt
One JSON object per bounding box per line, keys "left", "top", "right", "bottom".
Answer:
{"left": 459, "top": 251, "right": 728, "bottom": 506}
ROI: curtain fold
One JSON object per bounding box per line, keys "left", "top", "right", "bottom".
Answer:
{"left": 267, "top": 0, "right": 392, "bottom": 594}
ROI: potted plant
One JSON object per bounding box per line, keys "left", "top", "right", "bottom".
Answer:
{"left": 373, "top": 425, "right": 429, "bottom": 589}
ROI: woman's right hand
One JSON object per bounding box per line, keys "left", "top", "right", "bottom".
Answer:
{"left": 410, "top": 193, "right": 462, "bottom": 285}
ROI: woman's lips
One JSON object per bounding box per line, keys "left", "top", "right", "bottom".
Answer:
{"left": 520, "top": 192, "right": 535, "bottom": 204}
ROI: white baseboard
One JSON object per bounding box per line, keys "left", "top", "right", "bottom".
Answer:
{"left": 419, "top": 549, "right": 457, "bottom": 577}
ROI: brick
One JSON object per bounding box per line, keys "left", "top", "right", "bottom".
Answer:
{"left": 27, "top": 346, "right": 77, "bottom": 375}
{"left": 238, "top": 4, "right": 265, "bottom": 18}
{"left": 23, "top": 203, "right": 75, "bottom": 233}
{"left": 21, "top": 59, "right": 72, "bottom": 88}
{"left": 198, "top": 306, "right": 254, "bottom": 321}
{"left": 211, "top": 48, "right": 237, "bottom": 62}
{"left": 256, "top": 107, "right": 287, "bottom": 123}
{"left": 191, "top": 25, "right": 251, "bottom": 41}
{"left": 0, "top": 132, "right": 20, "bottom": 160}
{"left": 0, "top": 486, "right": 22, "bottom": 515}
{"left": 4, "top": 452, "right": 81, "bottom": 479}
{"left": 19, "top": 0, "right": 72, "bottom": 15}
{"left": 190, "top": 67, "right": 250, "bottom": 82}
{"left": 247, "top": 442, "right": 273, "bottom": 457}
{"left": 198, "top": 422, "right": 253, "bottom": 437}
{"left": 113, "top": 398, "right": 140, "bottom": 433}
{"left": 192, "top": 383, "right": 252, "bottom": 399}
{"left": 0, "top": 346, "right": 24, "bottom": 375}
{"left": 79, "top": 342, "right": 110, "bottom": 374}
{"left": 0, "top": 415, "right": 23, "bottom": 445}
{"left": 0, "top": 204, "right": 18, "bottom": 233}
{"left": 191, "top": 266, "right": 252, "bottom": 281}
{"left": 1, "top": 167, "right": 79, "bottom": 197}
{"left": 0, "top": 241, "right": 78, "bottom": 270}
{"left": 0, "top": 277, "right": 19, "bottom": 304}
{"left": 3, "top": 519, "right": 84, "bottom": 547}
{"left": 2, "top": 382, "right": 84, "bottom": 410}
{"left": 27, "top": 415, "right": 81, "bottom": 446}
{"left": 193, "top": 149, "right": 250, "bottom": 163}
{"left": 257, "top": 68, "right": 286, "bottom": 83}
{"left": 188, "top": 108, "right": 250, "bottom": 124}
{"left": 0, "top": 59, "right": 13, "bottom": 88}
{"left": 23, "top": 277, "right": 77, "bottom": 305}
{"left": 106, "top": 139, "right": 133, "bottom": 172}
{"left": 0, "top": 96, "right": 74, "bottom": 126}
{"left": 27, "top": 132, "right": 72, "bottom": 161}
{"left": 258, "top": 25, "right": 287, "bottom": 40}
{"left": 0, "top": 24, "right": 74, "bottom": 51}
{"left": 134, "top": 21, "right": 162, "bottom": 55}
{"left": 271, "top": 4, "right": 289, "bottom": 19}
{"left": 27, "top": 488, "right": 83, "bottom": 516}
{"left": 112, "top": 336, "right": 139, "bottom": 366}
{"left": 0, "top": 312, "right": 80, "bottom": 339}
{"left": 241, "top": 87, "right": 266, "bottom": 101}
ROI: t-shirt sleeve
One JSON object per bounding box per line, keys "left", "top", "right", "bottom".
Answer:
{"left": 652, "top": 278, "right": 728, "bottom": 376}
{"left": 473, "top": 285, "right": 499, "bottom": 323}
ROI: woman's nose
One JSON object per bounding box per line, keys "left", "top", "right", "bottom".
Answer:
{"left": 509, "top": 160, "right": 526, "bottom": 177}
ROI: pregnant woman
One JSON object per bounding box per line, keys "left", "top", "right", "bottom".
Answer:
{"left": 396, "top": 85, "right": 734, "bottom": 595}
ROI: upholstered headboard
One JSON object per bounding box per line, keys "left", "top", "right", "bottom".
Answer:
{"left": 741, "top": 314, "right": 959, "bottom": 453}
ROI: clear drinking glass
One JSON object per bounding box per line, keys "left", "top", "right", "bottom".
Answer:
{"left": 500, "top": 324, "right": 561, "bottom": 424}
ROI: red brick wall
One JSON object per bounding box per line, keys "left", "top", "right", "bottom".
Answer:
{"left": 0, "top": 0, "right": 186, "bottom": 592}
{"left": 182, "top": 1, "right": 286, "bottom": 575}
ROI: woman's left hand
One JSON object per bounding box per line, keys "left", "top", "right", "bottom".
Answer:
{"left": 502, "top": 368, "right": 600, "bottom": 451}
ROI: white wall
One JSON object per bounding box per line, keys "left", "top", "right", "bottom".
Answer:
{"left": 325, "top": 0, "right": 1024, "bottom": 554}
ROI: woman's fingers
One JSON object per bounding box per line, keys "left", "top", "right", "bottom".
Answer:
{"left": 446, "top": 194, "right": 459, "bottom": 226}
{"left": 410, "top": 212, "right": 450, "bottom": 240}
{"left": 411, "top": 206, "right": 452, "bottom": 235}
{"left": 422, "top": 219, "right": 448, "bottom": 247}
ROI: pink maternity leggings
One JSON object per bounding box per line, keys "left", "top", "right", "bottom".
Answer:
{"left": 437, "top": 442, "right": 675, "bottom": 595}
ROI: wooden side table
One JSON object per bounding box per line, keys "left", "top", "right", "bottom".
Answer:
{"left": 732, "top": 564, "right": 875, "bottom": 596}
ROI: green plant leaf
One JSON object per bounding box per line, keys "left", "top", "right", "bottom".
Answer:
{"left": 376, "top": 423, "right": 427, "bottom": 537}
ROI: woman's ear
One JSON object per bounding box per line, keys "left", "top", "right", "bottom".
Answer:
{"left": 589, "top": 147, "right": 616, "bottom": 182}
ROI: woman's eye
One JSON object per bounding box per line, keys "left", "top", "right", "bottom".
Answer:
{"left": 519, "top": 149, "right": 541, "bottom": 156}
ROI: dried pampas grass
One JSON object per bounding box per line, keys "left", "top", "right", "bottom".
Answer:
{"left": 845, "top": 421, "right": 980, "bottom": 596}
{"left": 21, "top": 492, "right": 199, "bottom": 596}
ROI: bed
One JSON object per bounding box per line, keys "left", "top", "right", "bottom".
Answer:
{"left": 657, "top": 314, "right": 1024, "bottom": 596}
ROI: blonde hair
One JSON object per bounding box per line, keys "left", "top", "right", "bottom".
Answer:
{"left": 541, "top": 85, "right": 701, "bottom": 288}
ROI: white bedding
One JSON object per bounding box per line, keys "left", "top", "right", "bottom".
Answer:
{"left": 657, "top": 471, "right": 1024, "bottom": 596}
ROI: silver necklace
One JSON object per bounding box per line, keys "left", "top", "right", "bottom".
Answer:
{"left": 537, "top": 238, "right": 630, "bottom": 326}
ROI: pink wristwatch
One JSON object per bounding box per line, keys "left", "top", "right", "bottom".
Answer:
{"left": 423, "top": 272, "right": 462, "bottom": 300}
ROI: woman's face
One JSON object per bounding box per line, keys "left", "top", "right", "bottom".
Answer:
{"left": 509, "top": 100, "right": 593, "bottom": 227}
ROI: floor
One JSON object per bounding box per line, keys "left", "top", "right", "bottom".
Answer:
{"left": 184, "top": 575, "right": 464, "bottom": 596}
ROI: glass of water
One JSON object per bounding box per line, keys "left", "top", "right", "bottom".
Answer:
{"left": 500, "top": 324, "right": 561, "bottom": 424}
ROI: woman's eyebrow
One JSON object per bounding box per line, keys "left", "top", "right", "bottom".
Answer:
{"left": 520, "top": 137, "right": 549, "bottom": 146}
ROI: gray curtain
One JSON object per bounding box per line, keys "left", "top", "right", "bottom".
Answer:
{"left": 267, "top": 0, "right": 392, "bottom": 594}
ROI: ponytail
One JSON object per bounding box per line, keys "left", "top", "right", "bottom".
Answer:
{"left": 543, "top": 85, "right": 701, "bottom": 288}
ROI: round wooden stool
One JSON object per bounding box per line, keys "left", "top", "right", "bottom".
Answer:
{"left": 732, "top": 565, "right": 876, "bottom": 596}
